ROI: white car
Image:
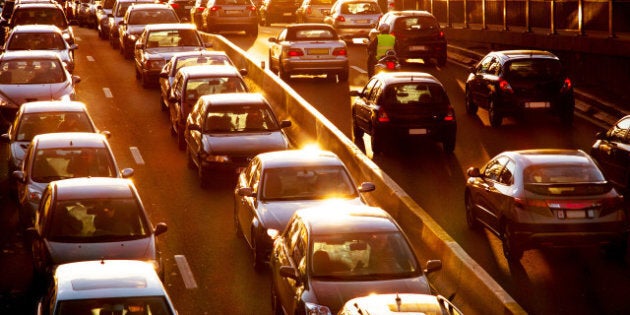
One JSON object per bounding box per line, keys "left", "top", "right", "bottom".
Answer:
{"left": 2, "top": 24, "right": 78, "bottom": 72}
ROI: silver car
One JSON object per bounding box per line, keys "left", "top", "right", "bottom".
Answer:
{"left": 118, "top": 3, "right": 180, "bottom": 59}
{"left": 323, "top": 0, "right": 381, "bottom": 41}
{"left": 2, "top": 24, "right": 79, "bottom": 72}
{"left": 268, "top": 23, "right": 349, "bottom": 81}
{"left": 27, "top": 177, "right": 167, "bottom": 279}
{"left": 37, "top": 260, "right": 178, "bottom": 315}
{"left": 0, "top": 51, "right": 81, "bottom": 122}
{"left": 14, "top": 132, "right": 134, "bottom": 228}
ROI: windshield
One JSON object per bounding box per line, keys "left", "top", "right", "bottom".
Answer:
{"left": 56, "top": 297, "right": 174, "bottom": 315}
{"left": 174, "top": 55, "right": 232, "bottom": 73}
{"left": 262, "top": 166, "right": 357, "bottom": 200}
{"left": 31, "top": 147, "right": 117, "bottom": 182}
{"left": 16, "top": 112, "right": 94, "bottom": 141}
{"left": 8, "top": 32, "right": 66, "bottom": 50}
{"left": 0, "top": 59, "right": 66, "bottom": 84}
{"left": 310, "top": 232, "right": 419, "bottom": 279}
{"left": 203, "top": 105, "right": 279, "bottom": 132}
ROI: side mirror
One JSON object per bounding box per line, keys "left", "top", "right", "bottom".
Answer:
{"left": 279, "top": 265, "right": 299, "bottom": 280}
{"left": 72, "top": 75, "right": 81, "bottom": 84}
{"left": 357, "top": 181, "right": 375, "bottom": 193}
{"left": 154, "top": 222, "right": 168, "bottom": 236}
{"left": 279, "top": 120, "right": 291, "bottom": 129}
{"left": 239, "top": 68, "right": 248, "bottom": 76}
{"left": 424, "top": 259, "right": 442, "bottom": 274}
{"left": 237, "top": 187, "right": 254, "bottom": 197}
{"left": 349, "top": 90, "right": 361, "bottom": 97}
{"left": 268, "top": 37, "right": 278, "bottom": 43}
{"left": 120, "top": 167, "right": 134, "bottom": 178}
{"left": 466, "top": 166, "right": 481, "bottom": 178}
{"left": 1, "top": 133, "right": 10, "bottom": 143}
{"left": 69, "top": 43, "right": 79, "bottom": 50}
{"left": 12, "top": 170, "right": 25, "bottom": 183}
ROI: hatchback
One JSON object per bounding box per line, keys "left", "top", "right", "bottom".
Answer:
{"left": 257, "top": 0, "right": 300, "bottom": 26}
{"left": 338, "top": 293, "right": 463, "bottom": 315}
{"left": 350, "top": 71, "right": 456, "bottom": 154}
{"left": 28, "top": 177, "right": 168, "bottom": 278}
{"left": 2, "top": 24, "right": 78, "bottom": 72}
{"left": 270, "top": 205, "right": 442, "bottom": 314}
{"left": 323, "top": 0, "right": 381, "bottom": 41}
{"left": 465, "top": 50, "right": 575, "bottom": 127}
{"left": 185, "top": 92, "right": 291, "bottom": 187}
{"left": 200, "top": 0, "right": 258, "bottom": 36}
{"left": 37, "top": 260, "right": 177, "bottom": 315}
{"left": 234, "top": 149, "right": 375, "bottom": 270}
{"left": 465, "top": 149, "right": 628, "bottom": 261}
{"left": 118, "top": 3, "right": 179, "bottom": 59}
{"left": 296, "top": 0, "right": 335, "bottom": 23}
{"left": 591, "top": 115, "right": 630, "bottom": 196}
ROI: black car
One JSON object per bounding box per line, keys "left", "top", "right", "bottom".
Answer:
{"left": 258, "top": 0, "right": 300, "bottom": 26}
{"left": 369, "top": 10, "right": 447, "bottom": 66}
{"left": 350, "top": 71, "right": 456, "bottom": 154}
{"left": 591, "top": 115, "right": 630, "bottom": 196}
{"left": 118, "top": 3, "right": 180, "bottom": 59}
{"left": 464, "top": 49, "right": 575, "bottom": 127}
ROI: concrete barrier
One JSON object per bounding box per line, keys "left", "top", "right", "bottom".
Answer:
{"left": 201, "top": 33, "right": 528, "bottom": 315}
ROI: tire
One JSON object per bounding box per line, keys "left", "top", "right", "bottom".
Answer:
{"left": 502, "top": 223, "right": 523, "bottom": 262}
{"left": 251, "top": 233, "right": 265, "bottom": 272}
{"left": 488, "top": 98, "right": 502, "bottom": 127}
{"left": 465, "top": 193, "right": 480, "bottom": 230}
{"left": 198, "top": 165, "right": 208, "bottom": 188}
{"left": 186, "top": 146, "right": 195, "bottom": 170}
{"left": 437, "top": 53, "right": 447, "bottom": 66}
{"left": 160, "top": 98, "right": 167, "bottom": 112}
{"left": 278, "top": 59, "right": 289, "bottom": 81}
{"left": 370, "top": 132, "right": 383, "bottom": 154}
{"left": 177, "top": 127, "right": 186, "bottom": 151}
{"left": 141, "top": 73, "right": 150, "bottom": 88}
{"left": 352, "top": 121, "right": 364, "bottom": 149}
{"left": 338, "top": 70, "right": 349, "bottom": 82}
{"left": 233, "top": 204, "right": 243, "bottom": 238}
{"left": 465, "top": 88, "right": 478, "bottom": 115}
{"left": 442, "top": 135, "right": 456, "bottom": 153}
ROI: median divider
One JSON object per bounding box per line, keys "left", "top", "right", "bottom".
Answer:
{"left": 201, "top": 33, "right": 527, "bottom": 315}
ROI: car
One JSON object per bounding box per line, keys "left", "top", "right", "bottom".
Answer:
{"left": 464, "top": 149, "right": 629, "bottom": 261}
{"left": 464, "top": 49, "right": 575, "bottom": 127}
{"left": 350, "top": 71, "right": 456, "bottom": 154}
{"left": 323, "top": 0, "right": 382, "bottom": 41}
{"left": 0, "top": 51, "right": 81, "bottom": 122}
{"left": 165, "top": 64, "right": 248, "bottom": 150}
{"left": 95, "top": 0, "right": 115, "bottom": 39}
{"left": 76, "top": 0, "right": 101, "bottom": 28}
{"left": 2, "top": 24, "right": 78, "bottom": 73}
{"left": 159, "top": 50, "right": 234, "bottom": 112}
{"left": 369, "top": 10, "right": 447, "bottom": 66}
{"left": 198, "top": 0, "right": 257, "bottom": 36}
{"left": 1, "top": 101, "right": 101, "bottom": 189}
{"left": 0, "top": 0, "right": 16, "bottom": 44}
{"left": 338, "top": 293, "right": 463, "bottom": 315}
{"left": 184, "top": 92, "right": 291, "bottom": 187}
{"left": 166, "top": 0, "right": 195, "bottom": 22}
{"left": 118, "top": 3, "right": 180, "bottom": 59}
{"left": 295, "top": 0, "right": 335, "bottom": 23}
{"left": 107, "top": 0, "right": 154, "bottom": 49}
{"left": 133, "top": 23, "right": 208, "bottom": 88}
{"left": 591, "top": 115, "right": 630, "bottom": 196}
{"left": 14, "top": 132, "right": 134, "bottom": 227}
{"left": 270, "top": 205, "right": 443, "bottom": 315}
{"left": 27, "top": 177, "right": 168, "bottom": 279}
{"left": 189, "top": 0, "right": 208, "bottom": 29}
{"left": 268, "top": 23, "right": 349, "bottom": 82}
{"left": 257, "top": 0, "right": 300, "bottom": 26}
{"left": 36, "top": 260, "right": 178, "bottom": 315}
{"left": 234, "top": 149, "right": 376, "bottom": 270}
{"left": 6, "top": 2, "right": 75, "bottom": 45}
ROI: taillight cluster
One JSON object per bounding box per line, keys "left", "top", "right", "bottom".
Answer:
{"left": 499, "top": 78, "right": 514, "bottom": 93}
{"left": 561, "top": 77, "right": 572, "bottom": 93}
{"left": 210, "top": 5, "right": 220, "bottom": 12}
{"left": 332, "top": 47, "right": 347, "bottom": 56}
{"left": 286, "top": 48, "right": 303, "bottom": 57}
{"left": 335, "top": 16, "right": 345, "bottom": 22}
{"left": 170, "top": 3, "right": 179, "bottom": 9}
{"left": 443, "top": 105, "right": 455, "bottom": 121}
{"left": 306, "top": 6, "right": 312, "bottom": 15}
{"left": 377, "top": 109, "right": 389, "bottom": 123}
{"left": 247, "top": 5, "right": 256, "bottom": 11}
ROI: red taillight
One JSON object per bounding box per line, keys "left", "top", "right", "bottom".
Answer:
{"left": 443, "top": 105, "right": 455, "bottom": 121}
{"left": 438, "top": 30, "right": 445, "bottom": 39}
{"left": 385, "top": 61, "right": 396, "bottom": 69}
{"left": 196, "top": 7, "right": 205, "bottom": 12}
{"left": 562, "top": 77, "right": 572, "bottom": 91}
{"left": 499, "top": 78, "right": 513, "bottom": 93}
{"left": 170, "top": 3, "right": 179, "bottom": 9}
{"left": 377, "top": 109, "right": 389, "bottom": 123}
{"left": 287, "top": 49, "right": 303, "bottom": 57}
{"left": 335, "top": 15, "right": 345, "bottom": 22}
{"left": 332, "top": 47, "right": 346, "bottom": 56}
{"left": 247, "top": 5, "right": 256, "bottom": 11}
{"left": 306, "top": 6, "right": 312, "bottom": 15}
{"left": 210, "top": 5, "right": 220, "bottom": 11}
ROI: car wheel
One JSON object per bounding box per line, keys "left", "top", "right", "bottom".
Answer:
{"left": 338, "top": 70, "right": 349, "bottom": 82}
{"left": 124, "top": 46, "right": 133, "bottom": 60}
{"left": 437, "top": 53, "right": 447, "bottom": 66}
{"left": 465, "top": 88, "right": 478, "bottom": 115}
{"left": 442, "top": 134, "right": 456, "bottom": 153}
{"left": 251, "top": 233, "right": 265, "bottom": 272}
{"left": 233, "top": 204, "right": 243, "bottom": 238}
{"left": 488, "top": 98, "right": 502, "bottom": 127}
{"left": 352, "top": 121, "right": 365, "bottom": 150}
{"left": 177, "top": 127, "right": 186, "bottom": 151}
{"left": 186, "top": 146, "right": 195, "bottom": 169}
{"left": 135, "top": 67, "right": 141, "bottom": 79}
{"left": 110, "top": 36, "right": 119, "bottom": 49}
{"left": 502, "top": 223, "right": 523, "bottom": 262}
{"left": 465, "top": 193, "right": 480, "bottom": 230}
{"left": 278, "top": 60, "right": 290, "bottom": 81}
{"left": 370, "top": 132, "right": 383, "bottom": 154}
{"left": 141, "top": 73, "right": 150, "bottom": 88}
{"left": 160, "top": 98, "right": 168, "bottom": 112}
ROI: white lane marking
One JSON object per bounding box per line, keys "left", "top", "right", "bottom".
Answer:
{"left": 129, "top": 146, "right": 145, "bottom": 165}
{"left": 174, "top": 255, "right": 198, "bottom": 289}
{"left": 351, "top": 65, "right": 367, "bottom": 74}
{"left": 86, "top": 56, "right": 95, "bottom": 62}
{"left": 103, "top": 88, "right": 113, "bottom": 98}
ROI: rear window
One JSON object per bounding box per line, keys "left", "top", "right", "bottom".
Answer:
{"left": 128, "top": 9, "right": 179, "bottom": 24}
{"left": 394, "top": 16, "right": 439, "bottom": 32}
{"left": 11, "top": 8, "right": 67, "bottom": 28}
{"left": 385, "top": 83, "right": 449, "bottom": 105}
{"left": 524, "top": 164, "right": 605, "bottom": 184}
{"left": 290, "top": 28, "right": 336, "bottom": 40}
{"left": 505, "top": 59, "right": 563, "bottom": 79}
{"left": 341, "top": 1, "right": 379, "bottom": 14}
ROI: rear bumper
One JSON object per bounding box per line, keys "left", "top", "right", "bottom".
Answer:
{"left": 282, "top": 59, "right": 348, "bottom": 75}
{"left": 511, "top": 221, "right": 628, "bottom": 249}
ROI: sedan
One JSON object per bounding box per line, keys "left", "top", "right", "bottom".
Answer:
{"left": 14, "top": 132, "right": 134, "bottom": 228}
{"left": 591, "top": 115, "right": 630, "bottom": 196}
{"left": 27, "top": 177, "right": 168, "bottom": 279}
{"left": 270, "top": 205, "right": 442, "bottom": 314}
{"left": 133, "top": 23, "right": 209, "bottom": 88}
{"left": 268, "top": 23, "right": 349, "bottom": 82}
{"left": 234, "top": 149, "right": 376, "bottom": 270}
{"left": 158, "top": 50, "right": 234, "bottom": 111}
{"left": 0, "top": 51, "right": 81, "bottom": 122}
{"left": 164, "top": 64, "right": 248, "bottom": 150}
{"left": 118, "top": 3, "right": 180, "bottom": 59}
{"left": 184, "top": 92, "right": 291, "bottom": 187}
{"left": 464, "top": 149, "right": 628, "bottom": 261}
{"left": 2, "top": 24, "right": 79, "bottom": 73}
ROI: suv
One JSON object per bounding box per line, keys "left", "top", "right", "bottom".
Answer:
{"left": 108, "top": 0, "right": 154, "bottom": 49}
{"left": 464, "top": 50, "right": 575, "bottom": 127}
{"left": 370, "top": 10, "right": 447, "bottom": 66}
{"left": 199, "top": 0, "right": 257, "bottom": 36}
{"left": 258, "top": 0, "right": 300, "bottom": 26}
{"left": 118, "top": 3, "right": 179, "bottom": 58}
{"left": 350, "top": 71, "right": 456, "bottom": 154}
{"left": 6, "top": 2, "right": 75, "bottom": 44}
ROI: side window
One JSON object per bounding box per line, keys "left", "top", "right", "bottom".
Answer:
{"left": 369, "top": 81, "right": 383, "bottom": 103}
{"left": 37, "top": 187, "right": 53, "bottom": 231}
{"left": 291, "top": 226, "right": 306, "bottom": 267}
{"left": 499, "top": 159, "right": 515, "bottom": 185}
{"left": 477, "top": 55, "right": 494, "bottom": 74}
{"left": 361, "top": 78, "right": 377, "bottom": 99}
{"left": 483, "top": 156, "right": 507, "bottom": 182}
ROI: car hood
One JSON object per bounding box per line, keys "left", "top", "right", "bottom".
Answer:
{"left": 0, "top": 82, "right": 73, "bottom": 107}
{"left": 202, "top": 132, "right": 288, "bottom": 155}
{"left": 127, "top": 24, "right": 148, "bottom": 35}
{"left": 309, "top": 276, "right": 431, "bottom": 313}
{"left": 9, "top": 140, "right": 29, "bottom": 168}
{"left": 258, "top": 198, "right": 363, "bottom": 231}
{"left": 46, "top": 236, "right": 156, "bottom": 265}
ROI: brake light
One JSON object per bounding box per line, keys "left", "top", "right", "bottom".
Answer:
{"left": 499, "top": 78, "right": 513, "bottom": 93}
{"left": 438, "top": 30, "right": 445, "bottom": 39}
{"left": 385, "top": 61, "right": 396, "bottom": 69}
{"left": 377, "top": 109, "right": 389, "bottom": 122}
{"left": 335, "top": 15, "right": 345, "bottom": 22}
{"left": 443, "top": 105, "right": 455, "bottom": 121}
{"left": 196, "top": 7, "right": 205, "bottom": 12}
{"left": 247, "top": 5, "right": 256, "bottom": 11}
{"left": 170, "top": 3, "right": 179, "bottom": 9}
{"left": 210, "top": 5, "right": 220, "bottom": 11}
{"left": 332, "top": 47, "right": 346, "bottom": 56}
{"left": 561, "top": 77, "right": 572, "bottom": 92}
{"left": 306, "top": 6, "right": 311, "bottom": 15}
{"left": 287, "top": 49, "right": 304, "bottom": 57}
{"left": 514, "top": 197, "right": 548, "bottom": 208}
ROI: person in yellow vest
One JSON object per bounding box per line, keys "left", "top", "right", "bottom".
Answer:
{"left": 367, "top": 23, "right": 396, "bottom": 77}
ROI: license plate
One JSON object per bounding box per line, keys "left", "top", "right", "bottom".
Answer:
{"left": 409, "top": 45, "right": 427, "bottom": 51}
{"left": 185, "top": 5, "right": 192, "bottom": 8}
{"left": 307, "top": 48, "right": 329, "bottom": 55}
{"left": 354, "top": 19, "right": 368, "bottom": 24}
{"left": 409, "top": 128, "right": 427, "bottom": 135}
{"left": 225, "top": 10, "right": 241, "bottom": 14}
{"left": 525, "top": 101, "right": 550, "bottom": 108}
{"left": 565, "top": 210, "right": 586, "bottom": 219}
{"left": 283, "top": 12, "right": 293, "bottom": 16}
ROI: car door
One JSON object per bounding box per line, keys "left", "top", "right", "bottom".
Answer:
{"left": 471, "top": 155, "right": 510, "bottom": 233}
{"left": 352, "top": 78, "right": 378, "bottom": 132}
{"left": 274, "top": 219, "right": 307, "bottom": 315}
{"left": 593, "top": 117, "right": 630, "bottom": 191}
{"left": 468, "top": 55, "right": 497, "bottom": 109}
{"left": 269, "top": 28, "right": 287, "bottom": 69}
{"left": 236, "top": 159, "right": 260, "bottom": 245}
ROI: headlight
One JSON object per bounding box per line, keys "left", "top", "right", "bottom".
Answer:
{"left": 146, "top": 59, "right": 165, "bottom": 70}
{"left": 129, "top": 34, "right": 137, "bottom": 42}
{"left": 304, "top": 302, "right": 331, "bottom": 315}
{"left": 202, "top": 153, "right": 230, "bottom": 163}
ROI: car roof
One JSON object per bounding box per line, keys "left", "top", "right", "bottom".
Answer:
{"left": 170, "top": 50, "right": 228, "bottom": 61}
{"left": 286, "top": 23, "right": 334, "bottom": 30}
{"left": 51, "top": 177, "right": 135, "bottom": 200}
{"left": 372, "top": 71, "right": 443, "bottom": 85}
{"left": 32, "top": 132, "right": 108, "bottom": 149}
{"left": 198, "top": 92, "right": 267, "bottom": 107}
{"left": 256, "top": 149, "right": 346, "bottom": 169}
{"left": 341, "top": 293, "right": 447, "bottom": 314}
{"left": 144, "top": 23, "right": 196, "bottom": 31}
{"left": 492, "top": 50, "right": 560, "bottom": 62}
{"left": 296, "top": 205, "right": 399, "bottom": 236}
{"left": 179, "top": 64, "right": 242, "bottom": 77}
{"left": 128, "top": 3, "right": 172, "bottom": 10}
{"left": 502, "top": 149, "right": 592, "bottom": 168}
{"left": 53, "top": 260, "right": 168, "bottom": 301}
{"left": 20, "top": 101, "right": 89, "bottom": 114}
{"left": 0, "top": 50, "right": 61, "bottom": 60}
{"left": 384, "top": 10, "right": 435, "bottom": 18}
{"left": 9, "top": 24, "right": 62, "bottom": 33}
